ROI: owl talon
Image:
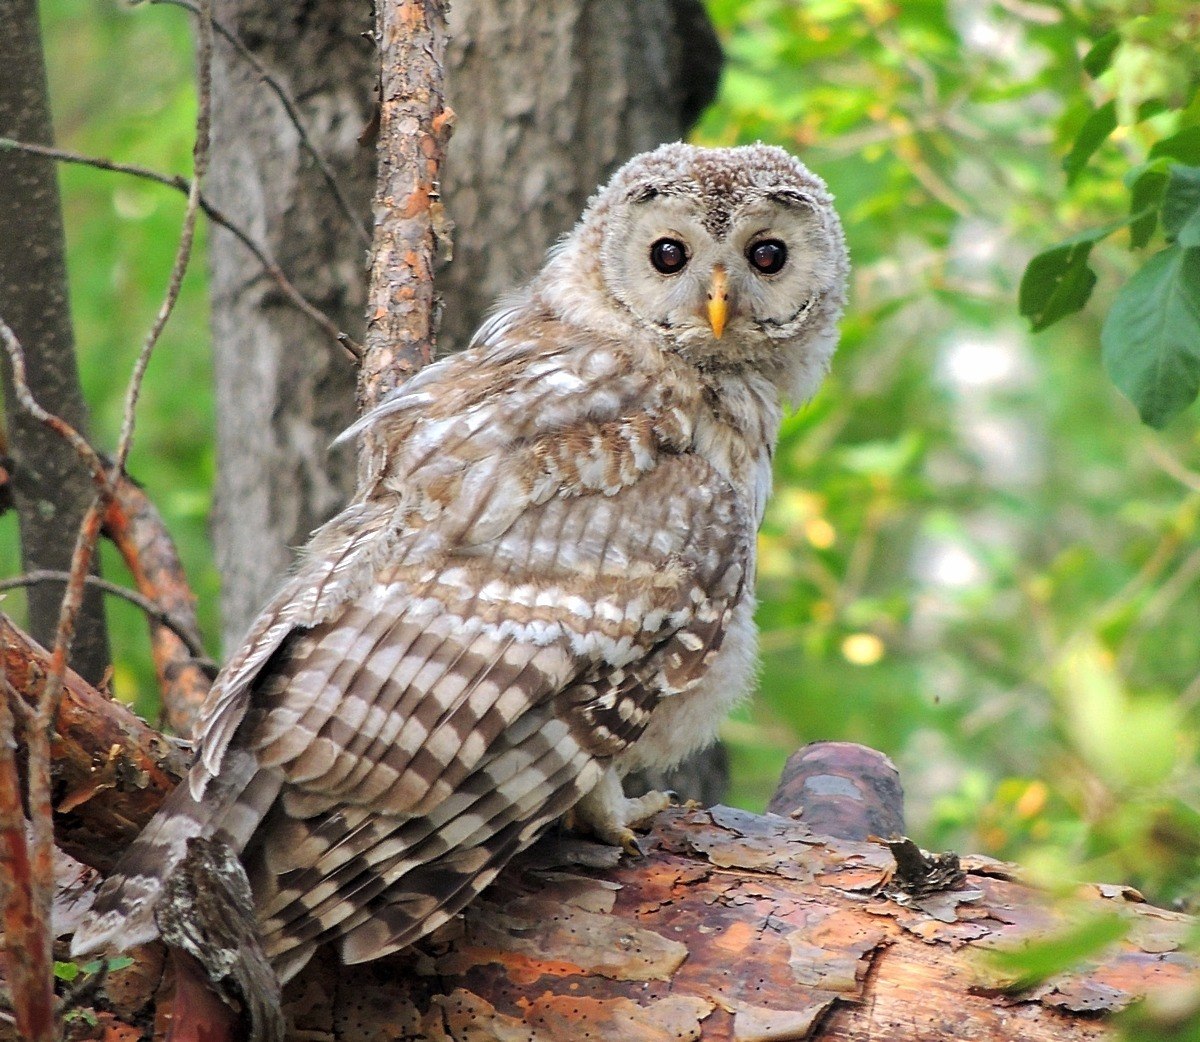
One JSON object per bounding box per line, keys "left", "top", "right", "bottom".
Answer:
{"left": 620, "top": 831, "right": 647, "bottom": 858}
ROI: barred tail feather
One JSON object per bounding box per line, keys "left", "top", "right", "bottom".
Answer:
{"left": 70, "top": 750, "right": 274, "bottom": 957}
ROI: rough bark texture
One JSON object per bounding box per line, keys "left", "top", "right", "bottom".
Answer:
{"left": 208, "top": 0, "right": 721, "bottom": 648}
{"left": 17, "top": 772, "right": 1198, "bottom": 1040}
{"left": 0, "top": 0, "right": 111, "bottom": 683}
{"left": 359, "top": 2, "right": 452, "bottom": 412}
{"left": 0, "top": 614, "right": 188, "bottom": 872}
{"left": 206, "top": 0, "right": 375, "bottom": 651}
{"left": 437, "top": 0, "right": 722, "bottom": 350}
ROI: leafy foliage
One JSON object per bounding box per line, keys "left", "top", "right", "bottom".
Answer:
{"left": 1019, "top": 12, "right": 1200, "bottom": 426}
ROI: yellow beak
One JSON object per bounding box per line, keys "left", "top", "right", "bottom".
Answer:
{"left": 706, "top": 266, "right": 729, "bottom": 340}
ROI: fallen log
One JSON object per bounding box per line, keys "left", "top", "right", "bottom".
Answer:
{"left": 11, "top": 740, "right": 1194, "bottom": 1041}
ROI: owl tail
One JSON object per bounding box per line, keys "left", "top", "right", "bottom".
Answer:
{"left": 70, "top": 749, "right": 280, "bottom": 958}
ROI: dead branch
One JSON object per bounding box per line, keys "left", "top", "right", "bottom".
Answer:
{"left": 0, "top": 614, "right": 188, "bottom": 871}
{"left": 102, "top": 476, "right": 214, "bottom": 737}
{"left": 767, "top": 740, "right": 906, "bottom": 841}
{"left": 0, "top": 679, "right": 54, "bottom": 1041}
{"left": 359, "top": 0, "right": 454, "bottom": 410}
{"left": 0, "top": 137, "right": 361, "bottom": 360}
{"left": 0, "top": 571, "right": 211, "bottom": 669}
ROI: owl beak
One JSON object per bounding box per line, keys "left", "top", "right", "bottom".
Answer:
{"left": 706, "top": 266, "right": 729, "bottom": 340}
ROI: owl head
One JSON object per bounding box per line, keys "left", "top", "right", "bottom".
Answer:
{"left": 535, "top": 142, "right": 849, "bottom": 405}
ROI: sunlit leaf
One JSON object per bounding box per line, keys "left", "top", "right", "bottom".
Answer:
{"left": 1101, "top": 245, "right": 1200, "bottom": 427}
{"left": 1063, "top": 100, "right": 1116, "bottom": 185}
{"left": 54, "top": 960, "right": 80, "bottom": 983}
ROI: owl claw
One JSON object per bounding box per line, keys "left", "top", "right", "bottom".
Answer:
{"left": 619, "top": 830, "right": 647, "bottom": 858}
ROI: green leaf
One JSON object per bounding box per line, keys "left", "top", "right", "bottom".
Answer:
{"left": 1020, "top": 241, "right": 1098, "bottom": 331}
{"left": 1081, "top": 32, "right": 1120, "bottom": 78}
{"left": 1150, "top": 127, "right": 1200, "bottom": 165}
{"left": 988, "top": 913, "right": 1128, "bottom": 991}
{"left": 81, "top": 956, "right": 134, "bottom": 975}
{"left": 1161, "top": 165, "right": 1200, "bottom": 247}
{"left": 1063, "top": 100, "right": 1116, "bottom": 185}
{"left": 1101, "top": 245, "right": 1200, "bottom": 427}
{"left": 53, "top": 960, "right": 80, "bottom": 983}
{"left": 1127, "top": 163, "right": 1168, "bottom": 248}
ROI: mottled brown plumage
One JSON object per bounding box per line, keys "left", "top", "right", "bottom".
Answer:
{"left": 73, "top": 142, "right": 848, "bottom": 982}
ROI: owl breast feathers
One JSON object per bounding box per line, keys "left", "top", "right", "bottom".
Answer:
{"left": 72, "top": 142, "right": 848, "bottom": 982}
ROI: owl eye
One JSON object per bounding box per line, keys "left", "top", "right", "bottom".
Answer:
{"left": 748, "top": 239, "right": 787, "bottom": 275}
{"left": 650, "top": 238, "right": 688, "bottom": 275}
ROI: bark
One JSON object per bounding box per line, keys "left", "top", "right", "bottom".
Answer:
{"left": 437, "top": 0, "right": 722, "bottom": 350}
{"left": 207, "top": 0, "right": 721, "bottom": 649}
{"left": 12, "top": 736, "right": 1195, "bottom": 1041}
{"left": 206, "top": 0, "right": 376, "bottom": 651}
{"left": 359, "top": 0, "right": 453, "bottom": 412}
{"left": 103, "top": 475, "right": 212, "bottom": 739}
{"left": 0, "top": 0, "right": 111, "bottom": 683}
{"left": 0, "top": 614, "right": 188, "bottom": 872}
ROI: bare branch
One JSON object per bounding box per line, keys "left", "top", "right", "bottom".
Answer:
{"left": 0, "top": 570, "right": 214, "bottom": 671}
{"left": 150, "top": 0, "right": 372, "bottom": 248}
{"left": 0, "top": 318, "right": 106, "bottom": 489}
{"left": 102, "top": 476, "right": 215, "bottom": 735}
{"left": 361, "top": 0, "right": 454, "bottom": 409}
{"left": 0, "top": 614, "right": 188, "bottom": 870}
{"left": 0, "top": 137, "right": 363, "bottom": 360}
{"left": 115, "top": 0, "right": 208, "bottom": 475}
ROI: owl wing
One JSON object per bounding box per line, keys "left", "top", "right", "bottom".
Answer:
{"left": 245, "top": 449, "right": 749, "bottom": 979}
{"left": 75, "top": 337, "right": 750, "bottom": 981}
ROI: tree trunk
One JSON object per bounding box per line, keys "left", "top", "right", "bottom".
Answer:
{"left": 207, "top": 0, "right": 721, "bottom": 648}
{"left": 206, "top": 0, "right": 375, "bottom": 651}
{"left": 0, "top": 0, "right": 110, "bottom": 684}
{"left": 437, "top": 0, "right": 722, "bottom": 349}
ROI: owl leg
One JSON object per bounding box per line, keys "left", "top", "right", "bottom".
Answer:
{"left": 569, "top": 766, "right": 671, "bottom": 856}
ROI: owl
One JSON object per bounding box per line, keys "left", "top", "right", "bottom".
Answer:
{"left": 72, "top": 142, "right": 848, "bottom": 983}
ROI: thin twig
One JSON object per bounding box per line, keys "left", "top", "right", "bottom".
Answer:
{"left": 113, "top": 0, "right": 213, "bottom": 475}
{"left": 0, "top": 137, "right": 363, "bottom": 360}
{"left": 0, "top": 571, "right": 215, "bottom": 671}
{"left": 0, "top": 319, "right": 106, "bottom": 489}
{"left": 150, "top": 0, "right": 372, "bottom": 247}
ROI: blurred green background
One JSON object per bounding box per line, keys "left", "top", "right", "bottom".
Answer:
{"left": 3, "top": 0, "right": 1199, "bottom": 927}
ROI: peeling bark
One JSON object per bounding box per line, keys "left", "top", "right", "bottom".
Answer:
{"left": 4, "top": 729, "right": 1191, "bottom": 1040}
{"left": 0, "top": 614, "right": 188, "bottom": 871}
{"left": 18, "top": 803, "right": 1198, "bottom": 1041}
